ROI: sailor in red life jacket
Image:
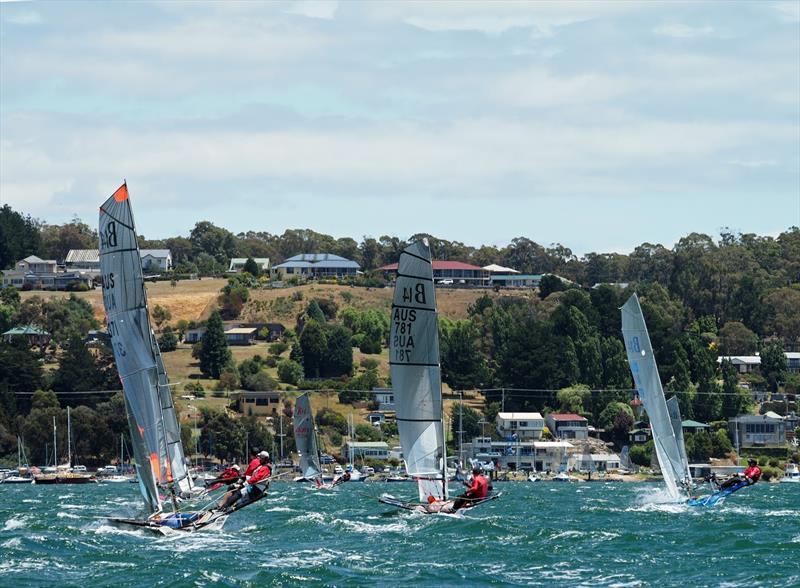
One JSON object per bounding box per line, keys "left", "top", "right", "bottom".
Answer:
{"left": 720, "top": 459, "right": 762, "bottom": 489}
{"left": 216, "top": 451, "right": 271, "bottom": 511}
{"left": 205, "top": 464, "right": 242, "bottom": 490}
{"left": 243, "top": 447, "right": 261, "bottom": 477}
{"left": 451, "top": 467, "right": 489, "bottom": 510}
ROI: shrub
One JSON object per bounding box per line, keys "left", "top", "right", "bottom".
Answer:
{"left": 329, "top": 431, "right": 343, "bottom": 447}
{"left": 184, "top": 381, "right": 205, "bottom": 392}
{"left": 360, "top": 358, "right": 379, "bottom": 371}
{"left": 263, "top": 355, "right": 278, "bottom": 368}
{"left": 269, "top": 342, "right": 289, "bottom": 356}
{"left": 157, "top": 328, "right": 178, "bottom": 352}
{"left": 277, "top": 359, "right": 303, "bottom": 386}
{"left": 291, "top": 291, "right": 304, "bottom": 301}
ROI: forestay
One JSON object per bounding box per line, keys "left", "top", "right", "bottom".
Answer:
{"left": 293, "top": 393, "right": 322, "bottom": 481}
{"left": 621, "top": 293, "right": 692, "bottom": 500}
{"left": 99, "top": 183, "right": 193, "bottom": 513}
{"left": 390, "top": 240, "right": 447, "bottom": 503}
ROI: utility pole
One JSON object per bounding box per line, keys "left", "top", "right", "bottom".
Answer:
{"left": 53, "top": 416, "right": 57, "bottom": 467}
{"left": 459, "top": 393, "right": 465, "bottom": 457}
{"left": 279, "top": 413, "right": 285, "bottom": 461}
{"left": 502, "top": 388, "right": 505, "bottom": 412}
{"left": 67, "top": 406, "right": 72, "bottom": 469}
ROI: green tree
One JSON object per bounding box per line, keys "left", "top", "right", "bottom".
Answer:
{"left": 556, "top": 385, "right": 591, "bottom": 416}
{"left": 0, "top": 339, "right": 44, "bottom": 393}
{"left": 717, "top": 321, "right": 758, "bottom": 356}
{"left": 440, "top": 321, "right": 489, "bottom": 390}
{"left": 0, "top": 205, "right": 42, "bottom": 270}
{"left": 157, "top": 327, "right": 178, "bottom": 352}
{"left": 449, "top": 402, "right": 482, "bottom": 441}
{"left": 322, "top": 325, "right": 354, "bottom": 378}
{"left": 629, "top": 443, "right": 652, "bottom": 467}
{"left": 152, "top": 305, "right": 172, "bottom": 331}
{"left": 760, "top": 341, "right": 788, "bottom": 392}
{"left": 306, "top": 300, "right": 326, "bottom": 323}
{"left": 242, "top": 257, "right": 260, "bottom": 277}
{"left": 710, "top": 429, "right": 733, "bottom": 458}
{"left": 198, "top": 408, "right": 246, "bottom": 461}
{"left": 299, "top": 320, "right": 327, "bottom": 378}
{"left": 198, "top": 311, "right": 232, "bottom": 379}
{"left": 277, "top": 359, "right": 303, "bottom": 385}
{"left": 720, "top": 359, "right": 745, "bottom": 418}
{"left": 52, "top": 337, "right": 109, "bottom": 392}
{"left": 685, "top": 430, "right": 713, "bottom": 462}
{"left": 538, "top": 274, "right": 566, "bottom": 299}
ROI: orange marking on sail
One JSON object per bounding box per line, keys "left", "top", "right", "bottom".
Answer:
{"left": 165, "top": 459, "right": 173, "bottom": 484}
{"left": 138, "top": 425, "right": 145, "bottom": 438}
{"left": 150, "top": 453, "right": 162, "bottom": 483}
{"left": 113, "top": 184, "right": 129, "bottom": 202}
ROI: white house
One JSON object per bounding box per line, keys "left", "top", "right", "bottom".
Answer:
{"left": 546, "top": 413, "right": 589, "bottom": 439}
{"left": 342, "top": 441, "right": 389, "bottom": 461}
{"left": 228, "top": 258, "right": 270, "bottom": 273}
{"left": 496, "top": 412, "right": 545, "bottom": 440}
{"left": 140, "top": 249, "right": 172, "bottom": 272}
{"left": 372, "top": 388, "right": 395, "bottom": 410}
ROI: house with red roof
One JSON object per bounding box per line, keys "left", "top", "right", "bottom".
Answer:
{"left": 545, "top": 413, "right": 589, "bottom": 440}
{"left": 378, "top": 260, "right": 489, "bottom": 286}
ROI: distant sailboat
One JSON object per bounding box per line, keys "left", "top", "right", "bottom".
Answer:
{"left": 293, "top": 393, "right": 324, "bottom": 485}
{"left": 621, "top": 293, "right": 692, "bottom": 500}
{"left": 379, "top": 240, "right": 497, "bottom": 514}
{"left": 1, "top": 437, "right": 33, "bottom": 484}
{"left": 100, "top": 183, "right": 255, "bottom": 532}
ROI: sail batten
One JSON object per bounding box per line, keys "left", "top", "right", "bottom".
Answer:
{"left": 390, "top": 240, "right": 447, "bottom": 503}
{"left": 99, "top": 183, "right": 193, "bottom": 513}
{"left": 622, "top": 293, "right": 692, "bottom": 500}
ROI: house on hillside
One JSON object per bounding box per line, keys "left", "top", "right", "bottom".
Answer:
{"left": 140, "top": 249, "right": 172, "bottom": 272}
{"left": 546, "top": 413, "right": 589, "bottom": 440}
{"left": 496, "top": 412, "right": 545, "bottom": 440}
{"left": 232, "top": 391, "right": 281, "bottom": 416}
{"left": 273, "top": 253, "right": 360, "bottom": 279}
{"left": 228, "top": 258, "right": 270, "bottom": 273}
{"left": 2, "top": 255, "right": 93, "bottom": 290}
{"left": 224, "top": 327, "right": 257, "bottom": 345}
{"left": 372, "top": 388, "right": 395, "bottom": 410}
{"left": 65, "top": 248, "right": 173, "bottom": 273}
{"left": 342, "top": 441, "right": 389, "bottom": 461}
{"left": 379, "top": 260, "right": 489, "bottom": 286}
{"left": 239, "top": 322, "right": 285, "bottom": 341}
{"left": 184, "top": 327, "right": 206, "bottom": 343}
{"left": 3, "top": 325, "right": 51, "bottom": 347}
{"left": 728, "top": 413, "right": 787, "bottom": 447}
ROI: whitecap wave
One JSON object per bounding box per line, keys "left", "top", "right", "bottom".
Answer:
{"left": 3, "top": 516, "right": 28, "bottom": 531}
{"left": 2, "top": 537, "right": 22, "bottom": 548}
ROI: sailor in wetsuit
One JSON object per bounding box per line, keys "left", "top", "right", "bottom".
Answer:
{"left": 215, "top": 451, "right": 271, "bottom": 512}
{"left": 451, "top": 467, "right": 489, "bottom": 511}
{"left": 720, "top": 459, "right": 761, "bottom": 489}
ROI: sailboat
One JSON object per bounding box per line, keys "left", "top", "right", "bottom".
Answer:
{"left": 99, "top": 182, "right": 263, "bottom": 532}
{"left": 102, "top": 434, "right": 135, "bottom": 483}
{"left": 33, "top": 410, "right": 95, "bottom": 484}
{"left": 621, "top": 293, "right": 692, "bottom": 501}
{"left": 1, "top": 437, "right": 33, "bottom": 484}
{"left": 292, "top": 393, "right": 327, "bottom": 486}
{"left": 378, "top": 240, "right": 497, "bottom": 514}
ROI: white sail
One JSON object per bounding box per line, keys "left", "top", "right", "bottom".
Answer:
{"left": 666, "top": 396, "right": 690, "bottom": 478}
{"left": 621, "top": 293, "right": 691, "bottom": 500}
{"left": 390, "top": 240, "right": 447, "bottom": 503}
{"left": 99, "top": 183, "right": 192, "bottom": 513}
{"left": 293, "top": 393, "right": 322, "bottom": 480}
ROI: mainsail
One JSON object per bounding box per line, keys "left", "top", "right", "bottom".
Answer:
{"left": 99, "top": 183, "right": 193, "bottom": 513}
{"left": 293, "top": 393, "right": 322, "bottom": 481}
{"left": 390, "top": 240, "right": 447, "bottom": 503}
{"left": 621, "top": 293, "right": 692, "bottom": 500}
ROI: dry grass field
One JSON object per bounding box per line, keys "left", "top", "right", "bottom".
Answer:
{"left": 20, "top": 278, "right": 227, "bottom": 324}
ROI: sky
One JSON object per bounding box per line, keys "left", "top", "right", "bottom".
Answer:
{"left": 1, "top": 1, "right": 798, "bottom": 256}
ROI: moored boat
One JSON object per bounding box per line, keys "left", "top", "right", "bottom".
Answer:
{"left": 779, "top": 462, "right": 799, "bottom": 483}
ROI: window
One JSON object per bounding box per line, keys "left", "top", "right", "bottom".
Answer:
{"left": 519, "top": 421, "right": 528, "bottom": 428}
{"left": 255, "top": 398, "right": 268, "bottom": 406}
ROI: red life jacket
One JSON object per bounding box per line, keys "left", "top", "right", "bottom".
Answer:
{"left": 744, "top": 465, "right": 761, "bottom": 482}
{"left": 244, "top": 457, "right": 260, "bottom": 477}
{"left": 467, "top": 475, "right": 489, "bottom": 499}
{"left": 247, "top": 464, "right": 271, "bottom": 485}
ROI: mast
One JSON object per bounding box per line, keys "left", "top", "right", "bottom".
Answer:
{"left": 67, "top": 406, "right": 72, "bottom": 469}
{"left": 53, "top": 416, "right": 57, "bottom": 467}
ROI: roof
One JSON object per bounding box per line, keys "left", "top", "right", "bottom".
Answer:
{"left": 224, "top": 327, "right": 258, "bottom": 335}
{"left": 140, "top": 249, "right": 171, "bottom": 258}
{"left": 497, "top": 412, "right": 543, "bottom": 420}
{"left": 682, "top": 419, "right": 709, "bottom": 428}
{"left": 490, "top": 274, "right": 543, "bottom": 281}
{"left": 483, "top": 264, "right": 520, "bottom": 274}
{"left": 66, "top": 249, "right": 100, "bottom": 263}
{"left": 3, "top": 325, "right": 50, "bottom": 336}
{"left": 763, "top": 411, "right": 784, "bottom": 419}
{"left": 717, "top": 355, "right": 761, "bottom": 364}
{"left": 533, "top": 441, "right": 575, "bottom": 449}
{"left": 548, "top": 413, "right": 588, "bottom": 422}
{"left": 344, "top": 442, "right": 389, "bottom": 448}
{"left": 275, "top": 253, "right": 360, "bottom": 269}
{"left": 229, "top": 258, "right": 270, "bottom": 265}
{"left": 21, "top": 255, "right": 55, "bottom": 264}
{"left": 379, "top": 260, "right": 486, "bottom": 271}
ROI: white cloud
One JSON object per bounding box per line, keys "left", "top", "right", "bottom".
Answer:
{"left": 492, "top": 67, "right": 636, "bottom": 108}
{"left": 772, "top": 1, "right": 800, "bottom": 23}
{"left": 726, "top": 159, "right": 779, "bottom": 168}
{"left": 653, "top": 23, "right": 715, "bottom": 38}
{"left": 1, "top": 8, "right": 41, "bottom": 25}
{"left": 285, "top": 0, "right": 338, "bottom": 20}
{"left": 361, "top": 1, "right": 647, "bottom": 35}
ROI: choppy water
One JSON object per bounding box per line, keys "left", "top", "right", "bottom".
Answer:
{"left": 0, "top": 480, "right": 797, "bottom": 587}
